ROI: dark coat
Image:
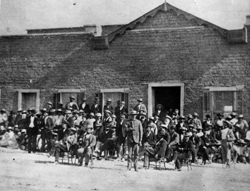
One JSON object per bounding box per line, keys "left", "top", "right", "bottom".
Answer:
{"left": 90, "top": 104, "right": 102, "bottom": 114}
{"left": 125, "top": 119, "right": 143, "bottom": 144}
{"left": 79, "top": 102, "right": 90, "bottom": 114}
{"left": 26, "top": 116, "right": 40, "bottom": 135}
{"left": 114, "top": 106, "right": 128, "bottom": 119}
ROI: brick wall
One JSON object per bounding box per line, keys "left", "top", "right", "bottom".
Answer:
{"left": 0, "top": 9, "right": 249, "bottom": 120}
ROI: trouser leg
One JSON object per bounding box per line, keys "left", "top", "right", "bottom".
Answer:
{"left": 158, "top": 140, "right": 167, "bottom": 158}
{"left": 133, "top": 143, "right": 139, "bottom": 171}
{"left": 144, "top": 152, "right": 150, "bottom": 168}
{"left": 32, "top": 134, "right": 37, "bottom": 152}
{"left": 127, "top": 143, "right": 133, "bottom": 170}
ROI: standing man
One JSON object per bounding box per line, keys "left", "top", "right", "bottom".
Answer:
{"left": 91, "top": 97, "right": 102, "bottom": 114}
{"left": 79, "top": 95, "right": 90, "bottom": 114}
{"left": 125, "top": 110, "right": 143, "bottom": 171}
{"left": 133, "top": 98, "right": 147, "bottom": 114}
{"left": 104, "top": 99, "right": 113, "bottom": 113}
{"left": 115, "top": 101, "right": 128, "bottom": 120}
{"left": 235, "top": 114, "right": 249, "bottom": 139}
{"left": 26, "top": 109, "right": 39, "bottom": 153}
{"left": 47, "top": 102, "right": 53, "bottom": 113}
{"left": 192, "top": 112, "right": 202, "bottom": 130}
{"left": 65, "top": 96, "right": 79, "bottom": 111}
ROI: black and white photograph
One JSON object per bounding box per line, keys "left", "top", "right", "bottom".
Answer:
{"left": 0, "top": 0, "right": 250, "bottom": 190}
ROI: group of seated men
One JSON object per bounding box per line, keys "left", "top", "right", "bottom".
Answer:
{"left": 1, "top": 96, "right": 250, "bottom": 171}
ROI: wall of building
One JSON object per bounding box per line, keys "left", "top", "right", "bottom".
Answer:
{"left": 0, "top": 9, "right": 249, "bottom": 119}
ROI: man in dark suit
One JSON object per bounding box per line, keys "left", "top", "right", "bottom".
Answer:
{"left": 26, "top": 109, "right": 40, "bottom": 153}
{"left": 125, "top": 110, "right": 143, "bottom": 171}
{"left": 91, "top": 97, "right": 102, "bottom": 114}
{"left": 116, "top": 114, "right": 127, "bottom": 161}
{"left": 79, "top": 95, "right": 90, "bottom": 114}
{"left": 115, "top": 101, "right": 128, "bottom": 120}
{"left": 104, "top": 98, "right": 113, "bottom": 113}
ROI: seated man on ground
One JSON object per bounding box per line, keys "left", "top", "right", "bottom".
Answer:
{"left": 54, "top": 127, "right": 77, "bottom": 164}
{"left": 143, "top": 124, "right": 156, "bottom": 169}
{"left": 172, "top": 131, "right": 193, "bottom": 171}
{"left": 77, "top": 126, "right": 96, "bottom": 167}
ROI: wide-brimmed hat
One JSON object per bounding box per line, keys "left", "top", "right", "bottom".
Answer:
{"left": 96, "top": 113, "right": 102, "bottom": 117}
{"left": 70, "top": 127, "right": 77, "bottom": 132}
{"left": 7, "top": 126, "right": 14, "bottom": 130}
{"left": 70, "top": 96, "right": 75, "bottom": 100}
{"left": 231, "top": 112, "right": 237, "bottom": 116}
{"left": 149, "top": 116, "right": 154, "bottom": 121}
{"left": 65, "top": 110, "right": 72, "bottom": 114}
{"left": 40, "top": 108, "right": 47, "bottom": 112}
{"left": 156, "top": 104, "right": 163, "bottom": 109}
{"left": 130, "top": 110, "right": 137, "bottom": 115}
{"left": 107, "top": 98, "right": 112, "bottom": 102}
{"left": 105, "top": 110, "right": 112, "bottom": 115}
{"left": 184, "top": 132, "right": 192, "bottom": 137}
{"left": 56, "top": 109, "right": 62, "bottom": 112}
{"left": 89, "top": 112, "right": 95, "bottom": 117}
{"left": 238, "top": 114, "right": 244, "bottom": 119}
{"left": 47, "top": 102, "right": 52, "bottom": 105}
{"left": 137, "top": 98, "right": 143, "bottom": 102}
{"left": 179, "top": 115, "right": 185, "bottom": 120}
{"left": 237, "top": 139, "right": 246, "bottom": 145}
{"left": 188, "top": 124, "right": 194, "bottom": 128}
{"left": 193, "top": 112, "right": 199, "bottom": 117}
{"left": 112, "top": 114, "right": 116, "bottom": 118}
{"left": 50, "top": 109, "right": 56, "bottom": 113}
{"left": 192, "top": 128, "right": 197, "bottom": 133}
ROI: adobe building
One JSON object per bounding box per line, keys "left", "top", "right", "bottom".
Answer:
{"left": 0, "top": 3, "right": 250, "bottom": 120}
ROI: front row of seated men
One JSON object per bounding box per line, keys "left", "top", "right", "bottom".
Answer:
{"left": 53, "top": 110, "right": 244, "bottom": 171}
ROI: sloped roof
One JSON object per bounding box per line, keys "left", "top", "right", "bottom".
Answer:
{"left": 108, "top": 2, "right": 229, "bottom": 42}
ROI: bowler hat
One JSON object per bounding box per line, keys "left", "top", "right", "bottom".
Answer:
{"left": 7, "top": 126, "right": 13, "bottom": 130}
{"left": 121, "top": 101, "right": 125, "bottom": 104}
{"left": 79, "top": 110, "right": 84, "bottom": 113}
{"left": 107, "top": 98, "right": 112, "bottom": 102}
{"left": 40, "top": 108, "right": 47, "bottom": 112}
{"left": 22, "top": 110, "right": 27, "bottom": 114}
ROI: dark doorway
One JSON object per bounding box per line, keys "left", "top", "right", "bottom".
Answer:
{"left": 154, "top": 87, "right": 180, "bottom": 113}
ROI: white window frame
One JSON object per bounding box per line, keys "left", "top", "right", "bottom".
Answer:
{"left": 202, "top": 85, "right": 244, "bottom": 120}
{"left": 17, "top": 89, "right": 40, "bottom": 111}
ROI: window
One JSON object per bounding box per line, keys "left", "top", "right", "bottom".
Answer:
{"left": 202, "top": 86, "right": 244, "bottom": 120}
{"left": 97, "top": 88, "right": 129, "bottom": 114}
{"left": 17, "top": 89, "right": 40, "bottom": 110}
{"left": 53, "top": 89, "right": 85, "bottom": 109}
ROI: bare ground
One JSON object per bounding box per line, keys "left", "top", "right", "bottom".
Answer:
{"left": 0, "top": 147, "right": 250, "bottom": 191}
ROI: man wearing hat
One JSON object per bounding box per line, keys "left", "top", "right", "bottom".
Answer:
{"left": 26, "top": 109, "right": 39, "bottom": 153}
{"left": 79, "top": 95, "right": 90, "bottom": 114}
{"left": 192, "top": 112, "right": 202, "bottom": 130}
{"left": 115, "top": 100, "right": 128, "bottom": 120}
{"left": 90, "top": 97, "right": 102, "bottom": 114}
{"left": 116, "top": 114, "right": 128, "bottom": 161}
{"left": 125, "top": 110, "right": 143, "bottom": 171}
{"left": 77, "top": 126, "right": 96, "bottom": 167}
{"left": 104, "top": 98, "right": 113, "bottom": 114}
{"left": 0, "top": 109, "right": 8, "bottom": 128}
{"left": 65, "top": 96, "right": 79, "bottom": 111}
{"left": 166, "top": 125, "right": 180, "bottom": 164}
{"left": 186, "top": 114, "right": 193, "bottom": 126}
{"left": 153, "top": 104, "right": 165, "bottom": 122}
{"left": 230, "top": 112, "right": 238, "bottom": 126}
{"left": 173, "top": 131, "right": 193, "bottom": 171}
{"left": 176, "top": 115, "right": 188, "bottom": 135}
{"left": 47, "top": 102, "right": 53, "bottom": 113}
{"left": 214, "top": 113, "right": 224, "bottom": 131}
{"left": 235, "top": 114, "right": 249, "bottom": 139}
{"left": 142, "top": 123, "right": 156, "bottom": 169}
{"left": 54, "top": 127, "right": 78, "bottom": 164}
{"left": 139, "top": 112, "right": 148, "bottom": 133}
{"left": 190, "top": 128, "right": 201, "bottom": 163}
{"left": 202, "top": 114, "right": 213, "bottom": 131}
{"left": 220, "top": 120, "right": 235, "bottom": 166}
{"left": 15, "top": 109, "right": 23, "bottom": 127}
{"left": 133, "top": 98, "right": 147, "bottom": 114}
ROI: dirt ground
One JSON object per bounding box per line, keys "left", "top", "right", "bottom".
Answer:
{"left": 0, "top": 147, "right": 250, "bottom": 191}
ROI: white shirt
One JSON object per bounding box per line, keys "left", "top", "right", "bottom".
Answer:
{"left": 29, "top": 116, "right": 35, "bottom": 128}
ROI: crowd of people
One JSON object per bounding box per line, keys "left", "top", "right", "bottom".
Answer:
{"left": 1, "top": 95, "right": 250, "bottom": 171}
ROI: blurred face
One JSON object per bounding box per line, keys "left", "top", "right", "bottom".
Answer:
{"left": 120, "top": 115, "right": 125, "bottom": 121}
{"left": 70, "top": 98, "right": 74, "bottom": 102}
{"left": 147, "top": 126, "right": 151, "bottom": 132}
{"left": 154, "top": 115, "right": 159, "bottom": 121}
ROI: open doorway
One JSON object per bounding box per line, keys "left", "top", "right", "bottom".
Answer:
{"left": 154, "top": 87, "right": 180, "bottom": 113}
{"left": 148, "top": 83, "right": 184, "bottom": 116}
